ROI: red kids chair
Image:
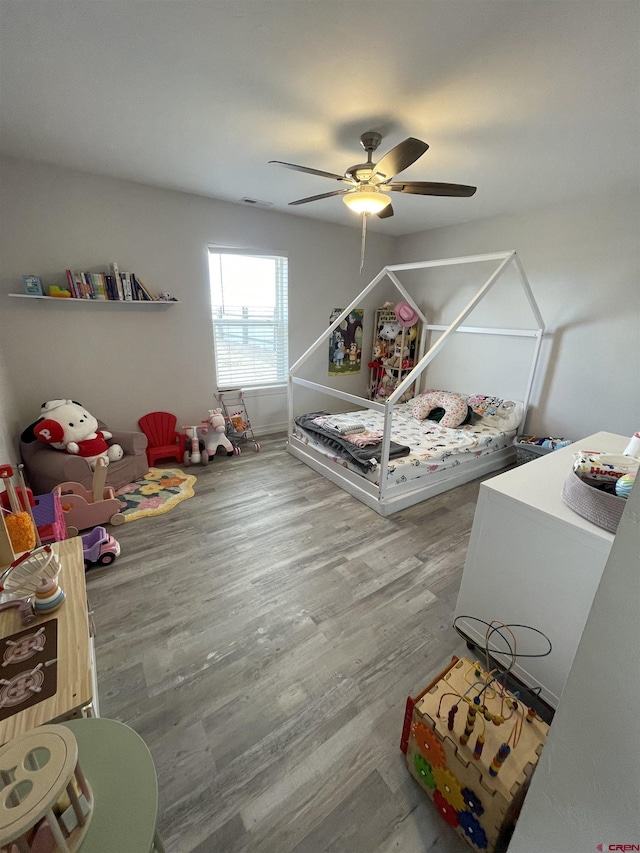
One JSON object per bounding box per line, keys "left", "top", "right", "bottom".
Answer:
{"left": 138, "top": 412, "right": 186, "bottom": 467}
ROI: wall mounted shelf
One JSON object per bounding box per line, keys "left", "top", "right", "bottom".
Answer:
{"left": 8, "top": 294, "right": 180, "bottom": 304}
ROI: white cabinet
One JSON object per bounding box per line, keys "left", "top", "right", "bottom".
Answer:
{"left": 454, "top": 432, "right": 626, "bottom": 708}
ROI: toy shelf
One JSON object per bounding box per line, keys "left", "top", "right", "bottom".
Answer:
{"left": 8, "top": 294, "right": 180, "bottom": 304}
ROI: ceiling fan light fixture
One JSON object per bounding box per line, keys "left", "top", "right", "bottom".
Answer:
{"left": 343, "top": 187, "right": 391, "bottom": 215}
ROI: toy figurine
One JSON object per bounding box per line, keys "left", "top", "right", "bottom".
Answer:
{"left": 199, "top": 409, "right": 236, "bottom": 461}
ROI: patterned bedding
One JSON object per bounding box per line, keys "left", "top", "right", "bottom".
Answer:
{"left": 292, "top": 399, "right": 517, "bottom": 487}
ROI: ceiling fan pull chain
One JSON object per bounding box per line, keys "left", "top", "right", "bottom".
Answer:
{"left": 360, "top": 213, "right": 367, "bottom": 274}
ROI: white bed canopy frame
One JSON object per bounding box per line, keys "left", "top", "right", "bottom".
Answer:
{"left": 287, "top": 250, "right": 545, "bottom": 516}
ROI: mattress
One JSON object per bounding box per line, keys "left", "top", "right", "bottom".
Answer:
{"left": 292, "top": 400, "right": 517, "bottom": 487}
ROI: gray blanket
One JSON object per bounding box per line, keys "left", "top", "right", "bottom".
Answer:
{"left": 294, "top": 412, "right": 411, "bottom": 473}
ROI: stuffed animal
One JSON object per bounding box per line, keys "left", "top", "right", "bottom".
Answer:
{"left": 199, "top": 408, "right": 235, "bottom": 459}
{"left": 371, "top": 341, "right": 387, "bottom": 361}
{"left": 24, "top": 400, "right": 124, "bottom": 469}
{"left": 378, "top": 321, "right": 402, "bottom": 342}
{"left": 384, "top": 341, "right": 410, "bottom": 370}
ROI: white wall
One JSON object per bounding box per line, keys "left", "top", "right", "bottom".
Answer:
{"left": 0, "top": 156, "right": 396, "bottom": 442}
{"left": 397, "top": 191, "right": 640, "bottom": 439}
{"left": 2, "top": 156, "right": 638, "bottom": 453}
{"left": 509, "top": 475, "right": 640, "bottom": 853}
{"left": 0, "top": 350, "right": 20, "bottom": 465}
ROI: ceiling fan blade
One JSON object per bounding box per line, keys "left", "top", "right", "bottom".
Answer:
{"left": 372, "top": 138, "right": 429, "bottom": 181}
{"left": 387, "top": 181, "right": 477, "bottom": 197}
{"left": 288, "top": 189, "right": 350, "bottom": 206}
{"left": 269, "top": 161, "right": 347, "bottom": 182}
{"left": 376, "top": 204, "right": 394, "bottom": 219}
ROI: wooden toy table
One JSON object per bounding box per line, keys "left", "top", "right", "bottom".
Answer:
{"left": 0, "top": 538, "right": 96, "bottom": 746}
{"left": 62, "top": 718, "right": 165, "bottom": 853}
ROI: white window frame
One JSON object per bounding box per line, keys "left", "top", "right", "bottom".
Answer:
{"left": 208, "top": 248, "right": 288, "bottom": 390}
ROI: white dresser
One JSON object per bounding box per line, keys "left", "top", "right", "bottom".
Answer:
{"left": 454, "top": 431, "right": 628, "bottom": 708}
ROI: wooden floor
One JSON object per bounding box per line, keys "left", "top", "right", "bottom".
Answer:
{"left": 87, "top": 434, "right": 500, "bottom": 853}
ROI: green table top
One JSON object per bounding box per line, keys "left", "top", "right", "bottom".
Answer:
{"left": 63, "top": 717, "right": 159, "bottom": 853}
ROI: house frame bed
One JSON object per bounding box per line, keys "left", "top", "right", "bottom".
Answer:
{"left": 287, "top": 250, "right": 545, "bottom": 516}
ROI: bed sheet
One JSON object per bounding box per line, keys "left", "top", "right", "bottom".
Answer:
{"left": 292, "top": 401, "right": 516, "bottom": 487}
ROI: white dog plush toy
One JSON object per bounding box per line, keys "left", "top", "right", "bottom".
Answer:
{"left": 30, "top": 400, "right": 124, "bottom": 469}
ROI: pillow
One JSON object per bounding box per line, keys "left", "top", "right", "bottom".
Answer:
{"left": 413, "top": 390, "right": 469, "bottom": 429}
{"left": 467, "top": 394, "right": 524, "bottom": 431}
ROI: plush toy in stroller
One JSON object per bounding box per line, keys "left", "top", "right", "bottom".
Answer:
{"left": 198, "top": 409, "right": 238, "bottom": 461}
{"left": 216, "top": 390, "right": 260, "bottom": 453}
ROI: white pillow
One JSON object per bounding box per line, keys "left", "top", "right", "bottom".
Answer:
{"left": 467, "top": 394, "right": 524, "bottom": 431}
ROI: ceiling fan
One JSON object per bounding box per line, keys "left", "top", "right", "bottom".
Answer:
{"left": 269, "top": 131, "right": 477, "bottom": 219}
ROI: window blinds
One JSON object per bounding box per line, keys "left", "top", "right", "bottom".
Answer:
{"left": 209, "top": 251, "right": 288, "bottom": 388}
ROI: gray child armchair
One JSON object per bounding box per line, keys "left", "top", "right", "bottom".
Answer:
{"left": 20, "top": 420, "right": 149, "bottom": 495}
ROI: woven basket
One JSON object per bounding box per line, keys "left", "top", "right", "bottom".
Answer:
{"left": 513, "top": 436, "right": 571, "bottom": 465}
{"left": 561, "top": 470, "right": 626, "bottom": 534}
{"left": 514, "top": 442, "right": 552, "bottom": 465}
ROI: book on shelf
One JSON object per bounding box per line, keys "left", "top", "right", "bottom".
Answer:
{"left": 90, "top": 273, "right": 107, "bottom": 300}
{"left": 109, "top": 262, "right": 124, "bottom": 300}
{"left": 62, "top": 266, "right": 159, "bottom": 301}
{"left": 104, "top": 274, "right": 116, "bottom": 300}
{"left": 65, "top": 270, "right": 77, "bottom": 298}
{"left": 81, "top": 272, "right": 94, "bottom": 299}
{"left": 132, "top": 274, "right": 153, "bottom": 301}
{"left": 71, "top": 271, "right": 89, "bottom": 298}
{"left": 120, "top": 272, "right": 134, "bottom": 301}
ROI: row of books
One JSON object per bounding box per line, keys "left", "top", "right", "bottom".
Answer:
{"left": 64, "top": 266, "right": 156, "bottom": 301}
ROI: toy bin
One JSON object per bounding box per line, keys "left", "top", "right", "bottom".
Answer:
{"left": 513, "top": 436, "right": 571, "bottom": 466}
{"left": 400, "top": 657, "right": 549, "bottom": 852}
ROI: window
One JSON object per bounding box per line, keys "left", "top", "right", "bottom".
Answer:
{"left": 208, "top": 250, "right": 288, "bottom": 389}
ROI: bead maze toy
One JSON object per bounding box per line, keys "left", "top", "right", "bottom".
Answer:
{"left": 52, "top": 458, "right": 125, "bottom": 537}
{"left": 401, "top": 621, "right": 551, "bottom": 852}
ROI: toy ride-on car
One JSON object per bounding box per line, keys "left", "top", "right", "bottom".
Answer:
{"left": 81, "top": 526, "right": 121, "bottom": 570}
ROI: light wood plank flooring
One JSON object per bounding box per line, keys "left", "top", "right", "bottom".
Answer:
{"left": 87, "top": 434, "right": 503, "bottom": 852}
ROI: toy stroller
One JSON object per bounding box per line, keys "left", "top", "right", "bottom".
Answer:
{"left": 215, "top": 389, "right": 260, "bottom": 453}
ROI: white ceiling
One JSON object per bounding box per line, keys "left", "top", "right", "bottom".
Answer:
{"left": 1, "top": 1, "right": 638, "bottom": 236}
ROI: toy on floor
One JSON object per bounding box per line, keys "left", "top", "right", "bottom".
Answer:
{"left": 24, "top": 399, "right": 123, "bottom": 470}
{"left": 181, "top": 426, "right": 209, "bottom": 466}
{"left": 198, "top": 409, "right": 238, "bottom": 461}
{"left": 81, "top": 526, "right": 120, "bottom": 570}
{"left": 138, "top": 411, "right": 187, "bottom": 467}
{"left": 53, "top": 457, "right": 126, "bottom": 536}
{"left": 401, "top": 618, "right": 552, "bottom": 853}
{"left": 216, "top": 390, "right": 260, "bottom": 453}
